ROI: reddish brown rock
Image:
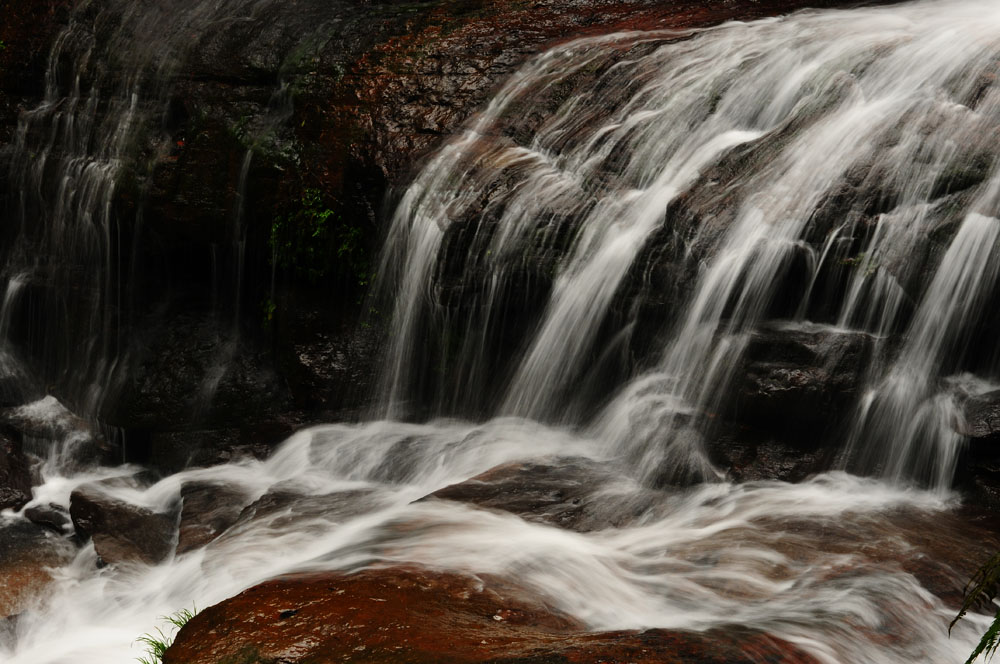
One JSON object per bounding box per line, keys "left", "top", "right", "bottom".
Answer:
{"left": 0, "top": 520, "right": 76, "bottom": 618}
{"left": 164, "top": 566, "right": 820, "bottom": 664}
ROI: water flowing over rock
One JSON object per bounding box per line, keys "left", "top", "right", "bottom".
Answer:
{"left": 379, "top": 0, "right": 1000, "bottom": 495}
{"left": 7, "top": 0, "right": 1000, "bottom": 663}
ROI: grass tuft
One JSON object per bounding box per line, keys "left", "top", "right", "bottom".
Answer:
{"left": 134, "top": 606, "right": 197, "bottom": 664}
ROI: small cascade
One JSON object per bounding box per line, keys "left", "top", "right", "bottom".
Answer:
{"left": 846, "top": 208, "right": 1000, "bottom": 489}
{"left": 0, "top": 0, "right": 310, "bottom": 442}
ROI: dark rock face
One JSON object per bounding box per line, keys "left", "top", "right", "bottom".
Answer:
{"left": 958, "top": 390, "right": 1000, "bottom": 441}
{"left": 0, "top": 430, "right": 32, "bottom": 511}
{"left": 732, "top": 326, "right": 875, "bottom": 437}
{"left": 708, "top": 430, "right": 829, "bottom": 483}
{"left": 954, "top": 392, "right": 1000, "bottom": 510}
{"left": 104, "top": 314, "right": 291, "bottom": 433}
{"left": 0, "top": 0, "right": 72, "bottom": 141}
{"left": 163, "top": 566, "right": 820, "bottom": 664}
{"left": 69, "top": 485, "right": 177, "bottom": 565}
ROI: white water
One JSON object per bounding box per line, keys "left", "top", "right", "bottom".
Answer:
{"left": 4, "top": 0, "right": 1000, "bottom": 663}
{"left": 1, "top": 418, "right": 994, "bottom": 664}
{"left": 381, "top": 0, "right": 1000, "bottom": 490}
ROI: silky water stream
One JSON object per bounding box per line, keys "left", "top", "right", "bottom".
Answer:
{"left": 5, "top": 0, "right": 1000, "bottom": 662}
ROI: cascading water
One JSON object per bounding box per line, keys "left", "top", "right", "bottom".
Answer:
{"left": 4, "top": 1, "right": 1000, "bottom": 663}
{"left": 381, "top": 0, "right": 1000, "bottom": 490}
{"left": 0, "top": 0, "right": 303, "bottom": 423}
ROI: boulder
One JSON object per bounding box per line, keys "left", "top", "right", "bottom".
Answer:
{"left": 707, "top": 429, "right": 829, "bottom": 483}
{"left": 0, "top": 396, "right": 115, "bottom": 468}
{"left": 164, "top": 566, "right": 820, "bottom": 664}
{"left": 69, "top": 485, "right": 177, "bottom": 566}
{"left": 23, "top": 503, "right": 70, "bottom": 534}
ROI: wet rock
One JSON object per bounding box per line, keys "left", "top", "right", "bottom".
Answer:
{"left": 424, "top": 457, "right": 641, "bottom": 532}
{"left": 0, "top": 430, "right": 31, "bottom": 511}
{"left": 176, "top": 481, "right": 254, "bottom": 554}
{"left": 230, "top": 484, "right": 378, "bottom": 534}
{"left": 23, "top": 503, "right": 70, "bottom": 534}
{"left": 952, "top": 392, "right": 1000, "bottom": 509}
{"left": 957, "top": 390, "right": 1000, "bottom": 441}
{"left": 731, "top": 325, "right": 874, "bottom": 438}
{"left": 0, "top": 519, "right": 76, "bottom": 618}
{"left": 273, "top": 294, "right": 382, "bottom": 416}
{"left": 164, "top": 566, "right": 820, "bottom": 664}
{"left": 708, "top": 429, "right": 828, "bottom": 483}
{"left": 69, "top": 485, "right": 177, "bottom": 566}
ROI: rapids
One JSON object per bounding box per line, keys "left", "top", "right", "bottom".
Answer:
{"left": 3, "top": 0, "right": 1000, "bottom": 662}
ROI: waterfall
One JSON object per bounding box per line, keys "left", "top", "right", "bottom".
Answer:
{"left": 0, "top": 0, "right": 303, "bottom": 427}
{"left": 4, "top": 1, "right": 1000, "bottom": 663}
{"left": 381, "top": 0, "right": 1000, "bottom": 491}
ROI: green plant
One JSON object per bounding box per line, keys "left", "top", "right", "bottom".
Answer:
{"left": 952, "top": 553, "right": 1000, "bottom": 664}
{"left": 135, "top": 606, "right": 197, "bottom": 664}
{"left": 261, "top": 296, "right": 277, "bottom": 325}
{"left": 269, "top": 188, "right": 372, "bottom": 290}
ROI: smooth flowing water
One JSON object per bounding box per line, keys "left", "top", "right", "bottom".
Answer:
{"left": 4, "top": 0, "right": 1000, "bottom": 662}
